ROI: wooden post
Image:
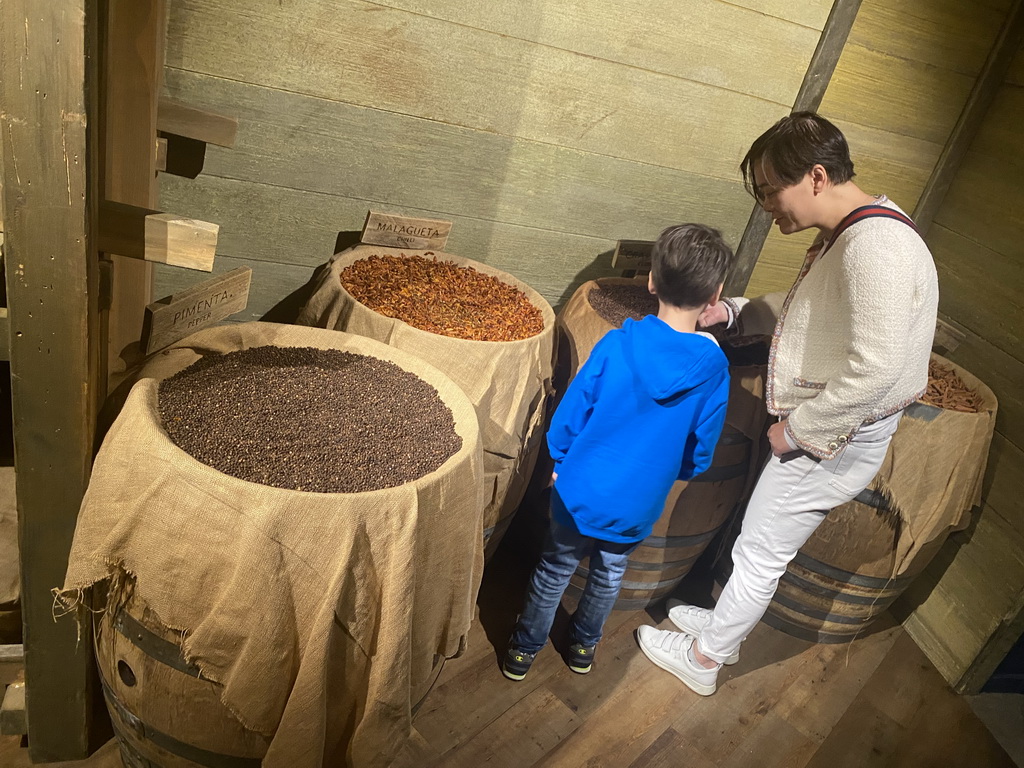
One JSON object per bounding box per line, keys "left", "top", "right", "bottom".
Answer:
{"left": 726, "top": 0, "right": 865, "bottom": 296}
{"left": 0, "top": 0, "right": 101, "bottom": 759}
{"left": 103, "top": 0, "right": 167, "bottom": 382}
{"left": 912, "top": 0, "right": 1024, "bottom": 237}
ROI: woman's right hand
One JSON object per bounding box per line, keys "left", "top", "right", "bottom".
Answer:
{"left": 698, "top": 302, "right": 730, "bottom": 328}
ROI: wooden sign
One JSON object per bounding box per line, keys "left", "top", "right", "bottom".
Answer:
{"left": 361, "top": 210, "right": 452, "bottom": 250}
{"left": 933, "top": 317, "right": 967, "bottom": 355}
{"left": 611, "top": 239, "right": 654, "bottom": 272}
{"left": 141, "top": 267, "right": 251, "bottom": 355}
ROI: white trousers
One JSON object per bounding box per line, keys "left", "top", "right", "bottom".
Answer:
{"left": 699, "top": 412, "right": 901, "bottom": 663}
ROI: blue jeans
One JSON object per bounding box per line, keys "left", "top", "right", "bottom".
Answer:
{"left": 512, "top": 517, "right": 640, "bottom": 653}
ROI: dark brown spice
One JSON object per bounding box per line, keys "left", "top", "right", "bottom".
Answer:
{"left": 587, "top": 283, "right": 658, "bottom": 327}
{"left": 340, "top": 253, "right": 544, "bottom": 341}
{"left": 158, "top": 346, "right": 462, "bottom": 493}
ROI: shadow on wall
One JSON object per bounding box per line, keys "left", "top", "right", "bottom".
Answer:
{"left": 259, "top": 230, "right": 361, "bottom": 324}
{"left": 260, "top": 267, "right": 324, "bottom": 325}
{"left": 554, "top": 248, "right": 617, "bottom": 313}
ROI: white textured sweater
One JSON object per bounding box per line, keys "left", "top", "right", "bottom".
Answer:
{"left": 726, "top": 198, "right": 939, "bottom": 459}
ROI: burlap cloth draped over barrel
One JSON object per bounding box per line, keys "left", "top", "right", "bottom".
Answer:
{"left": 564, "top": 280, "right": 998, "bottom": 576}
{"left": 297, "top": 246, "right": 555, "bottom": 549}
{"left": 59, "top": 322, "right": 485, "bottom": 767}
{"left": 554, "top": 277, "right": 648, "bottom": 392}
{"left": 807, "top": 354, "right": 998, "bottom": 578}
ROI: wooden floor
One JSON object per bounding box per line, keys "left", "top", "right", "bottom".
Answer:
{"left": 397, "top": 534, "right": 1015, "bottom": 768}
{"left": 1, "top": 529, "right": 1016, "bottom": 768}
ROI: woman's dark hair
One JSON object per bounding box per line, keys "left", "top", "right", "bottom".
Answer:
{"left": 650, "top": 224, "right": 733, "bottom": 309}
{"left": 740, "top": 111, "right": 855, "bottom": 200}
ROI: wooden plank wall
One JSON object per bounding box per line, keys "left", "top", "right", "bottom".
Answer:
{"left": 744, "top": 0, "right": 1014, "bottom": 296}
{"left": 154, "top": 0, "right": 834, "bottom": 316}
{"left": 897, "top": 41, "right": 1024, "bottom": 693}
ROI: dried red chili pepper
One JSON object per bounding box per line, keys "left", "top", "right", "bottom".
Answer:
{"left": 340, "top": 254, "right": 544, "bottom": 342}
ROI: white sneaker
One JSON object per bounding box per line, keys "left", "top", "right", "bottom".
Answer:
{"left": 665, "top": 600, "right": 740, "bottom": 666}
{"left": 636, "top": 626, "right": 719, "bottom": 696}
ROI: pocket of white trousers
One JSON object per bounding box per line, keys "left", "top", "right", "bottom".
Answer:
{"left": 826, "top": 441, "right": 888, "bottom": 498}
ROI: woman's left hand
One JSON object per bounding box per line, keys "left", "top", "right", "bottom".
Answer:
{"left": 767, "top": 420, "right": 792, "bottom": 457}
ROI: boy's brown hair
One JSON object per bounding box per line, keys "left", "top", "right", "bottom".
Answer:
{"left": 650, "top": 224, "right": 733, "bottom": 309}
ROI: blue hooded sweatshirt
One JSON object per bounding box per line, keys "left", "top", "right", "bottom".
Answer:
{"left": 548, "top": 315, "right": 730, "bottom": 543}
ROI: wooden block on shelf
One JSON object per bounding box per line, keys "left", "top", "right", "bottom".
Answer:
{"left": 361, "top": 210, "right": 452, "bottom": 250}
{"left": 157, "top": 97, "right": 237, "bottom": 148}
{"left": 141, "top": 267, "right": 251, "bottom": 355}
{"left": 0, "top": 680, "right": 25, "bottom": 736}
{"left": 98, "top": 200, "right": 218, "bottom": 272}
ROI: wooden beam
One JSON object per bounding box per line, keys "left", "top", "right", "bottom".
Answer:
{"left": 98, "top": 200, "right": 218, "bottom": 271}
{"left": 157, "top": 97, "right": 239, "bottom": 148}
{"left": 957, "top": 585, "right": 1024, "bottom": 694}
{"left": 727, "top": 0, "right": 865, "bottom": 295}
{"left": 0, "top": 0, "right": 100, "bottom": 759}
{"left": 913, "top": 0, "right": 1024, "bottom": 237}
{"left": 103, "top": 0, "right": 167, "bottom": 382}
{"left": 0, "top": 681, "right": 26, "bottom": 736}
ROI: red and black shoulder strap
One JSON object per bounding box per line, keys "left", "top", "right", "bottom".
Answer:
{"left": 820, "top": 204, "right": 919, "bottom": 258}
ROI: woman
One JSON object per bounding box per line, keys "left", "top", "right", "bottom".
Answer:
{"left": 635, "top": 111, "right": 939, "bottom": 696}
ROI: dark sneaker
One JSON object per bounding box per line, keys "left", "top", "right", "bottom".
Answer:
{"left": 503, "top": 647, "right": 536, "bottom": 681}
{"left": 565, "top": 642, "right": 596, "bottom": 674}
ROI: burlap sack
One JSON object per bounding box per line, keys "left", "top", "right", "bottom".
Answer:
{"left": 59, "top": 322, "right": 485, "bottom": 768}
{"left": 297, "top": 246, "right": 555, "bottom": 552}
{"left": 802, "top": 353, "right": 998, "bottom": 579}
{"left": 0, "top": 467, "right": 19, "bottom": 642}
{"left": 554, "top": 277, "right": 648, "bottom": 396}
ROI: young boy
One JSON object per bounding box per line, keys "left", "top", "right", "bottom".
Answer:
{"left": 503, "top": 223, "right": 734, "bottom": 681}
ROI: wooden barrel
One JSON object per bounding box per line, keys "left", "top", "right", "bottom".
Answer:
{"left": 297, "top": 245, "right": 556, "bottom": 558}
{"left": 97, "top": 584, "right": 446, "bottom": 767}
{"left": 755, "top": 356, "right": 998, "bottom": 642}
{"left": 95, "top": 587, "right": 272, "bottom": 768}
{"left": 566, "top": 362, "right": 769, "bottom": 610}
{"left": 68, "top": 323, "right": 483, "bottom": 765}
{"left": 760, "top": 487, "right": 940, "bottom": 642}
